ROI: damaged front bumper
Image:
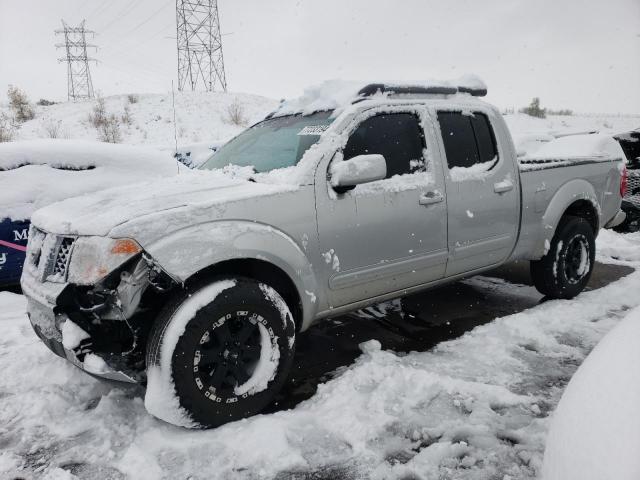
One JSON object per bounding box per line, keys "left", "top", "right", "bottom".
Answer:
{"left": 23, "top": 285, "right": 138, "bottom": 384}
{"left": 21, "top": 225, "right": 184, "bottom": 384}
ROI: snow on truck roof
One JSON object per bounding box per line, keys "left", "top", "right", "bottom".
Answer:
{"left": 271, "top": 75, "right": 488, "bottom": 117}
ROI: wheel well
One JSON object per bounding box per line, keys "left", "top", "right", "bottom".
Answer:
{"left": 185, "top": 258, "right": 303, "bottom": 330}
{"left": 563, "top": 200, "right": 598, "bottom": 233}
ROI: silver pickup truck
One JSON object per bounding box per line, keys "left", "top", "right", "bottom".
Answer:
{"left": 21, "top": 80, "right": 626, "bottom": 428}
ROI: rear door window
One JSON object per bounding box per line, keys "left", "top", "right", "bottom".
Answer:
{"left": 437, "top": 111, "right": 498, "bottom": 170}
{"left": 343, "top": 113, "right": 425, "bottom": 178}
{"left": 437, "top": 112, "right": 479, "bottom": 169}
{"left": 470, "top": 114, "right": 498, "bottom": 164}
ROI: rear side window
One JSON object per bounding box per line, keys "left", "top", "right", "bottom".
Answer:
{"left": 437, "top": 111, "right": 498, "bottom": 169}
{"left": 437, "top": 112, "right": 478, "bottom": 169}
{"left": 343, "top": 113, "right": 425, "bottom": 178}
{"left": 470, "top": 114, "right": 498, "bottom": 163}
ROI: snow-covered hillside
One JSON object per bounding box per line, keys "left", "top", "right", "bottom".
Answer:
{"left": 1, "top": 91, "right": 279, "bottom": 150}
{"left": 3, "top": 93, "right": 638, "bottom": 153}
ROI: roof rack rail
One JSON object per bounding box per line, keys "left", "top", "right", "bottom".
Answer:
{"left": 357, "top": 83, "right": 487, "bottom": 98}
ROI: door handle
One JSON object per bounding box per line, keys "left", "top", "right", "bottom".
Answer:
{"left": 494, "top": 180, "right": 514, "bottom": 194}
{"left": 419, "top": 191, "right": 444, "bottom": 206}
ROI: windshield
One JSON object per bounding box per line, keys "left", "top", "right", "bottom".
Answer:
{"left": 200, "top": 111, "right": 334, "bottom": 173}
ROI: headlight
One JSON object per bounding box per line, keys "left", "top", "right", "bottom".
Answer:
{"left": 67, "top": 237, "right": 142, "bottom": 285}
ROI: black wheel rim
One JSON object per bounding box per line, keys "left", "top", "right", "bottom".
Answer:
{"left": 563, "top": 234, "right": 590, "bottom": 284}
{"left": 194, "top": 312, "right": 263, "bottom": 398}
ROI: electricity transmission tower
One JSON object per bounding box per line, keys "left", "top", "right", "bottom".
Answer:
{"left": 176, "top": 0, "right": 227, "bottom": 92}
{"left": 55, "top": 20, "right": 97, "bottom": 101}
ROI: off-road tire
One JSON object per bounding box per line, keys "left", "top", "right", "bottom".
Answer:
{"left": 146, "top": 276, "right": 296, "bottom": 428}
{"left": 530, "top": 216, "right": 595, "bottom": 299}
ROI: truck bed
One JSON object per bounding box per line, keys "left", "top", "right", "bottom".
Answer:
{"left": 513, "top": 156, "right": 624, "bottom": 260}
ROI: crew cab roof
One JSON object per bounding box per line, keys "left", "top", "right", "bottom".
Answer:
{"left": 270, "top": 75, "right": 488, "bottom": 118}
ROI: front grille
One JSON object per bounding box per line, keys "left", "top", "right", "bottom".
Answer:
{"left": 626, "top": 170, "right": 640, "bottom": 208}
{"left": 26, "top": 230, "right": 76, "bottom": 283}
{"left": 49, "top": 237, "right": 75, "bottom": 282}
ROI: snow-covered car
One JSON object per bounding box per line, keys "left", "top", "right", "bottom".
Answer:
{"left": 614, "top": 128, "right": 640, "bottom": 231}
{"left": 543, "top": 305, "right": 640, "bottom": 480}
{"left": 21, "top": 78, "right": 627, "bottom": 428}
{"left": 0, "top": 140, "right": 180, "bottom": 287}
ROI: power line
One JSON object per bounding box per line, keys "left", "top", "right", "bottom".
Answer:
{"left": 99, "top": 0, "right": 143, "bottom": 33}
{"left": 55, "top": 20, "right": 98, "bottom": 101}
{"left": 176, "top": 0, "right": 227, "bottom": 92}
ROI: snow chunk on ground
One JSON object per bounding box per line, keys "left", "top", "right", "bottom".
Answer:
{"left": 543, "top": 305, "right": 640, "bottom": 480}
{"left": 61, "top": 320, "right": 90, "bottom": 350}
{"left": 144, "top": 279, "right": 236, "bottom": 427}
{"left": 83, "top": 354, "right": 110, "bottom": 375}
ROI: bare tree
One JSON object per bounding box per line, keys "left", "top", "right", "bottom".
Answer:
{"left": 225, "top": 99, "right": 248, "bottom": 126}
{"left": 127, "top": 94, "right": 139, "bottom": 104}
{"left": 121, "top": 104, "right": 133, "bottom": 126}
{"left": 0, "top": 113, "right": 16, "bottom": 142}
{"left": 7, "top": 85, "right": 35, "bottom": 122}
{"left": 88, "top": 94, "right": 107, "bottom": 128}
{"left": 520, "top": 97, "right": 546, "bottom": 119}
{"left": 98, "top": 114, "right": 122, "bottom": 143}
{"left": 43, "top": 120, "right": 62, "bottom": 138}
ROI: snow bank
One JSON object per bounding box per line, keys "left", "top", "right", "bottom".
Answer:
{"left": 542, "top": 305, "right": 640, "bottom": 480}
{"left": 0, "top": 140, "right": 180, "bottom": 221}
{"left": 597, "top": 229, "right": 640, "bottom": 263}
{"left": 526, "top": 133, "right": 626, "bottom": 161}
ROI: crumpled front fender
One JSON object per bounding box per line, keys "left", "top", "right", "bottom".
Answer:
{"left": 142, "top": 221, "right": 319, "bottom": 330}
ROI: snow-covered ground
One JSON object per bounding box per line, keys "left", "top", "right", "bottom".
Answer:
{"left": 0, "top": 230, "right": 638, "bottom": 479}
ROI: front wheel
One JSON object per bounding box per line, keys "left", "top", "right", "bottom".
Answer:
{"left": 145, "top": 277, "right": 296, "bottom": 428}
{"left": 530, "top": 216, "right": 595, "bottom": 299}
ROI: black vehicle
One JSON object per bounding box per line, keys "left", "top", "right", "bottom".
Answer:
{"left": 614, "top": 129, "right": 640, "bottom": 232}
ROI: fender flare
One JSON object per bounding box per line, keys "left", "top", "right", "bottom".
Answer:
{"left": 537, "top": 178, "right": 600, "bottom": 257}
{"left": 142, "top": 220, "right": 320, "bottom": 330}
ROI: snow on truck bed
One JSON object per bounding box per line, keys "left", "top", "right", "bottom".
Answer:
{"left": 0, "top": 231, "right": 639, "bottom": 479}
{"left": 524, "top": 133, "right": 626, "bottom": 161}
{"left": 519, "top": 133, "right": 626, "bottom": 171}
{"left": 0, "top": 140, "right": 181, "bottom": 221}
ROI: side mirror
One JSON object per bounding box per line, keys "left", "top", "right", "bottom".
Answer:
{"left": 330, "top": 154, "right": 387, "bottom": 192}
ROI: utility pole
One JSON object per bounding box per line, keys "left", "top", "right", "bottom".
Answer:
{"left": 176, "top": 0, "right": 227, "bottom": 92}
{"left": 55, "top": 20, "right": 97, "bottom": 101}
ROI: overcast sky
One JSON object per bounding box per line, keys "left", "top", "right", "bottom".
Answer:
{"left": 1, "top": 0, "right": 639, "bottom": 114}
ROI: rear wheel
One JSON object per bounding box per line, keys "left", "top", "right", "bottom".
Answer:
{"left": 530, "top": 216, "right": 595, "bottom": 299}
{"left": 145, "top": 277, "right": 296, "bottom": 428}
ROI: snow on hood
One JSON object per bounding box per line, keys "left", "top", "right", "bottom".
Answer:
{"left": 524, "top": 133, "right": 625, "bottom": 161}
{"left": 30, "top": 169, "right": 298, "bottom": 237}
{"left": 0, "top": 140, "right": 180, "bottom": 221}
{"left": 273, "top": 75, "right": 487, "bottom": 117}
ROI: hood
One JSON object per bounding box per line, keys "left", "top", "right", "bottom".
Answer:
{"left": 31, "top": 170, "right": 298, "bottom": 237}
